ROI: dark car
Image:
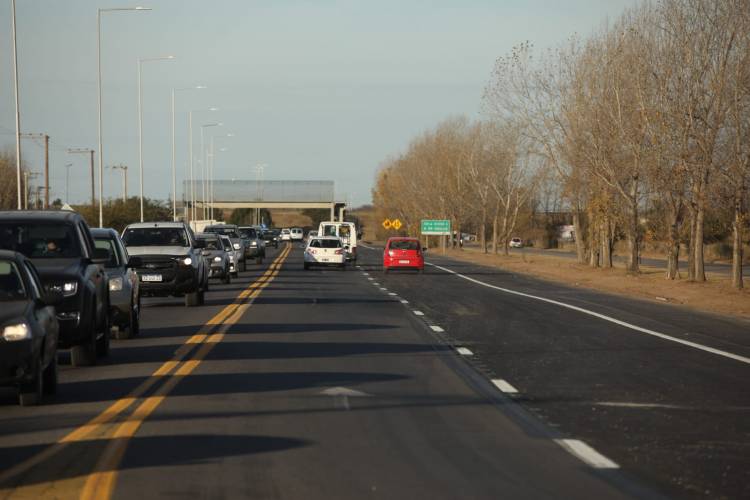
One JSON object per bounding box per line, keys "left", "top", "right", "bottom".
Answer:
{"left": 0, "top": 211, "right": 111, "bottom": 367}
{"left": 92, "top": 228, "right": 141, "bottom": 340}
{"left": 238, "top": 226, "right": 266, "bottom": 264}
{"left": 121, "top": 222, "right": 208, "bottom": 307}
{"left": 0, "top": 251, "right": 61, "bottom": 405}
{"left": 203, "top": 224, "right": 248, "bottom": 271}
{"left": 262, "top": 229, "right": 279, "bottom": 248}
{"left": 196, "top": 233, "right": 231, "bottom": 284}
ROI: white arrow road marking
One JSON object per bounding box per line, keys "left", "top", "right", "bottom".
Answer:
{"left": 320, "top": 387, "right": 372, "bottom": 411}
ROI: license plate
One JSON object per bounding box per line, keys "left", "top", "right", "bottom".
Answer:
{"left": 399, "top": 260, "right": 410, "bottom": 264}
{"left": 141, "top": 274, "right": 162, "bottom": 282}
{"left": 321, "top": 258, "right": 329, "bottom": 262}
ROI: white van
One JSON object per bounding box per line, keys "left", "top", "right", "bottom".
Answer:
{"left": 318, "top": 221, "right": 357, "bottom": 261}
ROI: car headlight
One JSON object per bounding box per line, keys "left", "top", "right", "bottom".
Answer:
{"left": 2, "top": 323, "right": 31, "bottom": 342}
{"left": 49, "top": 281, "right": 78, "bottom": 297}
{"left": 233, "top": 243, "right": 240, "bottom": 250}
{"left": 228, "top": 254, "right": 234, "bottom": 262}
{"left": 213, "top": 256, "right": 222, "bottom": 262}
{"left": 250, "top": 241, "right": 257, "bottom": 246}
{"left": 180, "top": 257, "right": 192, "bottom": 266}
{"left": 109, "top": 276, "right": 123, "bottom": 291}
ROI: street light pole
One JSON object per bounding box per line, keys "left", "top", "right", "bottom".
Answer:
{"left": 171, "top": 86, "right": 205, "bottom": 221}
{"left": 200, "top": 122, "right": 221, "bottom": 220}
{"left": 97, "top": 6, "right": 151, "bottom": 227}
{"left": 209, "top": 133, "right": 234, "bottom": 220}
{"left": 11, "top": 0, "right": 22, "bottom": 209}
{"left": 137, "top": 55, "right": 175, "bottom": 222}
{"left": 187, "top": 108, "right": 217, "bottom": 222}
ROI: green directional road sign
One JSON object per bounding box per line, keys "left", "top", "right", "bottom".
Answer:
{"left": 420, "top": 219, "right": 451, "bottom": 235}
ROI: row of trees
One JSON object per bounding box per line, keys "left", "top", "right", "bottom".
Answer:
{"left": 373, "top": 0, "right": 749, "bottom": 289}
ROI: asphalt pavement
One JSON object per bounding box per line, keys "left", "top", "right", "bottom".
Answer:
{"left": 0, "top": 242, "right": 745, "bottom": 499}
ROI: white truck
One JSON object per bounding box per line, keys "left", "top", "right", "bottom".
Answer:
{"left": 318, "top": 221, "right": 357, "bottom": 261}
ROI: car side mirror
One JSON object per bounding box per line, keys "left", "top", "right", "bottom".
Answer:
{"left": 91, "top": 248, "right": 110, "bottom": 264}
{"left": 127, "top": 256, "right": 143, "bottom": 268}
{"left": 41, "top": 290, "right": 64, "bottom": 306}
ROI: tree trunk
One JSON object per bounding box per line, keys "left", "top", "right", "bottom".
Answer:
{"left": 626, "top": 180, "right": 640, "bottom": 274}
{"left": 694, "top": 204, "right": 706, "bottom": 282}
{"left": 732, "top": 192, "right": 744, "bottom": 289}
{"left": 572, "top": 208, "right": 586, "bottom": 264}
{"left": 688, "top": 207, "right": 697, "bottom": 281}
{"left": 492, "top": 213, "right": 499, "bottom": 254}
{"left": 587, "top": 207, "right": 599, "bottom": 268}
{"left": 666, "top": 205, "right": 681, "bottom": 280}
{"left": 600, "top": 217, "right": 612, "bottom": 268}
{"left": 480, "top": 207, "right": 487, "bottom": 253}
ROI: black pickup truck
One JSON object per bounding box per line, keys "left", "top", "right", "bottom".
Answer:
{"left": 0, "top": 211, "right": 111, "bottom": 366}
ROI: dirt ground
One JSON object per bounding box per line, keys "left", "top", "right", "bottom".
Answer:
{"left": 434, "top": 246, "right": 750, "bottom": 320}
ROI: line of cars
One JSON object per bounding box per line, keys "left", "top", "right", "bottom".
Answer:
{"left": 0, "top": 212, "right": 268, "bottom": 406}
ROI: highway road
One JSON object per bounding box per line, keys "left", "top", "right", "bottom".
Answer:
{"left": 0, "top": 242, "right": 746, "bottom": 499}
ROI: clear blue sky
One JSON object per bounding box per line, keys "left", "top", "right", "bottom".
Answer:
{"left": 0, "top": 0, "right": 634, "bottom": 207}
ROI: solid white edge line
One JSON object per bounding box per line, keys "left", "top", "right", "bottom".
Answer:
{"left": 456, "top": 347, "right": 473, "bottom": 356}
{"left": 425, "top": 262, "right": 750, "bottom": 366}
{"left": 554, "top": 439, "right": 619, "bottom": 469}
{"left": 430, "top": 325, "right": 445, "bottom": 332}
{"left": 491, "top": 379, "right": 519, "bottom": 394}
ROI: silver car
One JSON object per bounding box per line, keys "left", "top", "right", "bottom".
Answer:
{"left": 91, "top": 228, "right": 140, "bottom": 340}
{"left": 196, "top": 233, "right": 231, "bottom": 284}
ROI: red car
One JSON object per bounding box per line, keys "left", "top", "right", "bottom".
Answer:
{"left": 383, "top": 237, "right": 424, "bottom": 273}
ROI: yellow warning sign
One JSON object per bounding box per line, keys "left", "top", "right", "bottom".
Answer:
{"left": 391, "top": 219, "right": 402, "bottom": 230}
{"left": 382, "top": 219, "right": 392, "bottom": 230}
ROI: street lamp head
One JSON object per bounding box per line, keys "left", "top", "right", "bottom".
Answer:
{"left": 135, "top": 6, "right": 151, "bottom": 10}
{"left": 195, "top": 85, "right": 207, "bottom": 89}
{"left": 208, "top": 107, "right": 219, "bottom": 111}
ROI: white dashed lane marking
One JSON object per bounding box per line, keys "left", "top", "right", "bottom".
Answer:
{"left": 554, "top": 439, "right": 619, "bottom": 469}
{"left": 492, "top": 379, "right": 518, "bottom": 394}
{"left": 430, "top": 325, "right": 445, "bottom": 333}
{"left": 413, "top": 311, "right": 424, "bottom": 316}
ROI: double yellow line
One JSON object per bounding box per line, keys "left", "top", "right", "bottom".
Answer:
{"left": 0, "top": 244, "right": 291, "bottom": 499}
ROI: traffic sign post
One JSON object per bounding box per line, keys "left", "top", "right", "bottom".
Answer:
{"left": 420, "top": 219, "right": 450, "bottom": 254}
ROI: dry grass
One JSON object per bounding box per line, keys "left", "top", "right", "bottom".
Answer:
{"left": 440, "top": 247, "right": 750, "bottom": 319}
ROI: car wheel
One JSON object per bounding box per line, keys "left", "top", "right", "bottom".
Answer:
{"left": 239, "top": 260, "right": 247, "bottom": 272}
{"left": 383, "top": 267, "right": 389, "bottom": 274}
{"left": 303, "top": 263, "right": 310, "bottom": 270}
{"left": 185, "top": 290, "right": 201, "bottom": 307}
{"left": 256, "top": 256, "right": 263, "bottom": 264}
{"left": 222, "top": 273, "right": 231, "bottom": 284}
{"left": 71, "top": 311, "right": 98, "bottom": 367}
{"left": 19, "top": 361, "right": 43, "bottom": 406}
{"left": 198, "top": 289, "right": 205, "bottom": 305}
{"left": 43, "top": 354, "right": 58, "bottom": 395}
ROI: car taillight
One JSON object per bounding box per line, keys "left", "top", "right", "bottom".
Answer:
{"left": 388, "top": 250, "right": 395, "bottom": 257}
{"left": 335, "top": 249, "right": 343, "bottom": 255}
{"left": 308, "top": 249, "right": 317, "bottom": 255}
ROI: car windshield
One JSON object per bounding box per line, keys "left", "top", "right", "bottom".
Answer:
{"left": 122, "top": 228, "right": 189, "bottom": 247}
{"left": 220, "top": 238, "right": 232, "bottom": 251}
{"left": 238, "top": 228, "right": 257, "bottom": 239}
{"left": 309, "top": 239, "right": 341, "bottom": 249}
{"left": 0, "top": 260, "right": 26, "bottom": 301}
{"left": 205, "top": 227, "right": 239, "bottom": 238}
{"left": 0, "top": 223, "right": 81, "bottom": 259}
{"left": 390, "top": 240, "right": 419, "bottom": 251}
{"left": 201, "top": 238, "right": 221, "bottom": 250}
{"left": 94, "top": 238, "right": 120, "bottom": 267}
{"left": 321, "top": 225, "right": 337, "bottom": 237}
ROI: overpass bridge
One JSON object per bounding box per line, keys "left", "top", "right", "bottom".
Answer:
{"left": 183, "top": 180, "right": 347, "bottom": 221}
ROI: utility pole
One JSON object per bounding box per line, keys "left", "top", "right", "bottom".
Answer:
{"left": 23, "top": 171, "right": 39, "bottom": 210}
{"left": 20, "top": 133, "right": 50, "bottom": 208}
{"left": 68, "top": 148, "right": 96, "bottom": 209}
{"left": 64, "top": 163, "right": 72, "bottom": 204}
{"left": 109, "top": 164, "right": 128, "bottom": 202}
